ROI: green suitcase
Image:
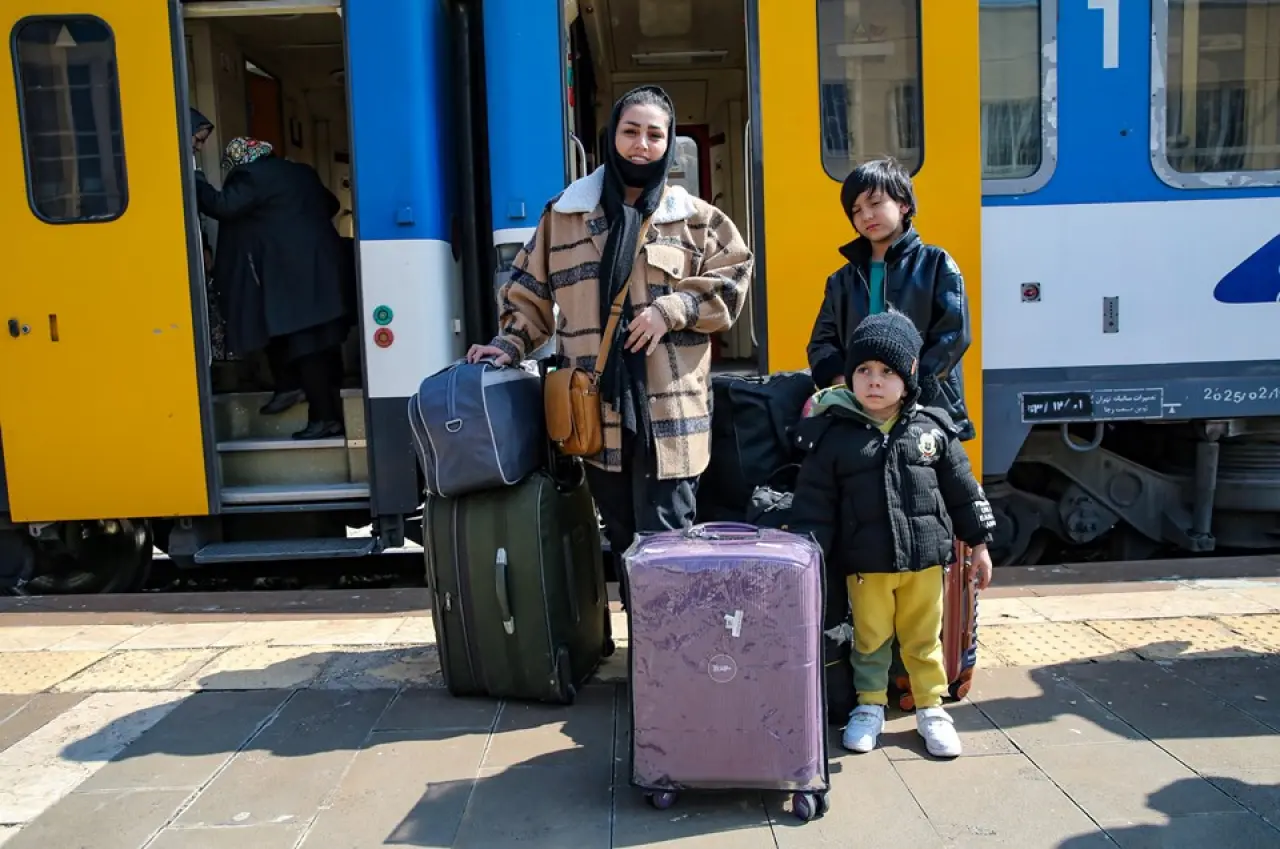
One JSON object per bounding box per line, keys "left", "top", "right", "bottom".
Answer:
{"left": 424, "top": 467, "right": 612, "bottom": 703}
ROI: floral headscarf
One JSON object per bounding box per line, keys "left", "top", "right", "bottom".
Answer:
{"left": 221, "top": 137, "right": 273, "bottom": 171}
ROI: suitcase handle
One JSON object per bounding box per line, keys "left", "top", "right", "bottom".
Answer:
{"left": 686, "top": 522, "right": 763, "bottom": 539}
{"left": 496, "top": 547, "right": 515, "bottom": 635}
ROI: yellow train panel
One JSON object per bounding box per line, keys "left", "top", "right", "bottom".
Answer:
{"left": 0, "top": 2, "right": 209, "bottom": 521}
{"left": 754, "top": 0, "right": 984, "bottom": 477}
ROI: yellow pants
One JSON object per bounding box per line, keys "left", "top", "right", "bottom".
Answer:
{"left": 848, "top": 566, "right": 948, "bottom": 709}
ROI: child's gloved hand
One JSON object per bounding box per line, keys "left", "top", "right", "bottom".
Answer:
{"left": 970, "top": 544, "right": 993, "bottom": 590}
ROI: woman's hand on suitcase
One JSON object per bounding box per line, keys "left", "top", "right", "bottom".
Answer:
{"left": 466, "top": 344, "right": 511, "bottom": 366}
{"left": 971, "top": 544, "right": 993, "bottom": 590}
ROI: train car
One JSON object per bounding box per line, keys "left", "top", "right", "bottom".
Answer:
{"left": 0, "top": 0, "right": 466, "bottom": 593}
{"left": 481, "top": 0, "right": 1280, "bottom": 566}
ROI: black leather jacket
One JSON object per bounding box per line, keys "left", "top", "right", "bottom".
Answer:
{"left": 805, "top": 226, "right": 975, "bottom": 440}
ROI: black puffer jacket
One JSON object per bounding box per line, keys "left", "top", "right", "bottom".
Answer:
{"left": 805, "top": 227, "right": 974, "bottom": 440}
{"left": 788, "top": 390, "right": 995, "bottom": 577}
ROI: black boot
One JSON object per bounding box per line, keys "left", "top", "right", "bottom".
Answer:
{"left": 260, "top": 389, "right": 304, "bottom": 415}
{"left": 292, "top": 420, "right": 344, "bottom": 440}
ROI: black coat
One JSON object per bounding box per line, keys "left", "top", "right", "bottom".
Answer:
{"left": 196, "top": 157, "right": 353, "bottom": 356}
{"left": 805, "top": 227, "right": 975, "bottom": 440}
{"left": 789, "top": 402, "right": 996, "bottom": 577}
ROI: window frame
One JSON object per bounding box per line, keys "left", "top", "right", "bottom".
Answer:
{"left": 1150, "top": 0, "right": 1280, "bottom": 189}
{"left": 10, "top": 13, "right": 130, "bottom": 225}
{"left": 981, "top": 0, "right": 1058, "bottom": 196}
{"left": 815, "top": 0, "right": 926, "bottom": 181}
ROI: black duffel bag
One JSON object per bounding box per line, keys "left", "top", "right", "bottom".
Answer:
{"left": 699, "top": 370, "right": 816, "bottom": 518}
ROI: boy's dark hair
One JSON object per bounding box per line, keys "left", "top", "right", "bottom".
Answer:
{"left": 840, "top": 157, "right": 916, "bottom": 229}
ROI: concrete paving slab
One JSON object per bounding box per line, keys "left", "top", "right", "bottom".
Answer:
{"left": 1202, "top": 766, "right": 1280, "bottom": 828}
{"left": 180, "top": 645, "right": 339, "bottom": 690}
{"left": 297, "top": 729, "right": 491, "bottom": 849}
{"left": 1088, "top": 617, "right": 1270, "bottom": 660}
{"left": 481, "top": 683, "right": 615, "bottom": 770}
{"left": 0, "top": 691, "right": 181, "bottom": 825}
{"left": 973, "top": 597, "right": 1048, "bottom": 624}
{"left": 879, "top": 703, "right": 1019, "bottom": 761}
{"left": 0, "top": 788, "right": 190, "bottom": 849}
{"left": 1088, "top": 811, "right": 1280, "bottom": 849}
{"left": 115, "top": 622, "right": 245, "bottom": 651}
{"left": 0, "top": 651, "right": 107, "bottom": 694}
{"left": 214, "top": 616, "right": 405, "bottom": 648}
{"left": 0, "top": 693, "right": 90, "bottom": 755}
{"left": 767, "top": 739, "right": 945, "bottom": 849}
{"left": 311, "top": 644, "right": 440, "bottom": 690}
{"left": 1022, "top": 589, "right": 1272, "bottom": 622}
{"left": 173, "top": 690, "right": 393, "bottom": 829}
{"left": 892, "top": 753, "right": 1113, "bottom": 847}
{"left": 375, "top": 687, "right": 500, "bottom": 734}
{"left": 387, "top": 614, "right": 437, "bottom": 644}
{"left": 975, "top": 622, "right": 1137, "bottom": 666}
{"left": 77, "top": 690, "right": 290, "bottom": 792}
{"left": 1060, "top": 661, "right": 1273, "bottom": 741}
{"left": 455, "top": 761, "right": 615, "bottom": 849}
{"left": 1027, "top": 741, "right": 1242, "bottom": 825}
{"left": 52, "top": 648, "right": 222, "bottom": 693}
{"left": 1160, "top": 656, "right": 1280, "bottom": 729}
{"left": 0, "top": 625, "right": 84, "bottom": 652}
{"left": 968, "top": 667, "right": 1144, "bottom": 749}
{"left": 148, "top": 823, "right": 308, "bottom": 849}
{"left": 1220, "top": 613, "right": 1280, "bottom": 651}
{"left": 1223, "top": 585, "right": 1280, "bottom": 612}
{"left": 48, "top": 624, "right": 151, "bottom": 651}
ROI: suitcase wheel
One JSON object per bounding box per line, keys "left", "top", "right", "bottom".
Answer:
{"left": 646, "top": 791, "right": 677, "bottom": 811}
{"left": 554, "top": 646, "right": 576, "bottom": 705}
{"left": 792, "top": 791, "right": 829, "bottom": 822}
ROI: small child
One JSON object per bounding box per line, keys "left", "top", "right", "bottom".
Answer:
{"left": 790, "top": 310, "right": 996, "bottom": 758}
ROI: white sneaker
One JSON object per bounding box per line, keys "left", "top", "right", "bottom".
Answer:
{"left": 842, "top": 705, "right": 885, "bottom": 753}
{"left": 916, "top": 707, "right": 962, "bottom": 758}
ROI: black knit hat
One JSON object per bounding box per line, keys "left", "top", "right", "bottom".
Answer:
{"left": 844, "top": 310, "right": 924, "bottom": 403}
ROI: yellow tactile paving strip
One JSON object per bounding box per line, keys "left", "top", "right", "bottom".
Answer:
{"left": 0, "top": 590, "right": 1278, "bottom": 695}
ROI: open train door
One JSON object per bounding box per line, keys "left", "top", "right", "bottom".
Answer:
{"left": 0, "top": 1, "right": 212, "bottom": 522}
{"left": 747, "top": 0, "right": 984, "bottom": 476}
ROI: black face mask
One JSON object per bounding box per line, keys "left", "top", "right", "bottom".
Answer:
{"left": 615, "top": 154, "right": 666, "bottom": 190}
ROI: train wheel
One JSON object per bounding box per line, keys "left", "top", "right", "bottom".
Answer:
{"left": 25, "top": 520, "right": 153, "bottom": 595}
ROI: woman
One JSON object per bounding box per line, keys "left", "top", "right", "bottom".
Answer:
{"left": 196, "top": 137, "right": 355, "bottom": 438}
{"left": 467, "top": 86, "right": 753, "bottom": 597}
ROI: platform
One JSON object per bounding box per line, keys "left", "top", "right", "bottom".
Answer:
{"left": 1, "top": 567, "right": 1279, "bottom": 847}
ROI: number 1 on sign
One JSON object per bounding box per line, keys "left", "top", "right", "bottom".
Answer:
{"left": 1088, "top": 0, "right": 1120, "bottom": 69}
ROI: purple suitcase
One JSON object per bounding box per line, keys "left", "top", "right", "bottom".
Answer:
{"left": 622, "top": 523, "right": 830, "bottom": 821}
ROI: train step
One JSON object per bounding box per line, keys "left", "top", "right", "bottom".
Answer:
{"left": 221, "top": 482, "right": 371, "bottom": 505}
{"left": 193, "top": 537, "right": 378, "bottom": 565}
{"left": 216, "top": 436, "right": 366, "bottom": 488}
{"left": 212, "top": 388, "right": 367, "bottom": 441}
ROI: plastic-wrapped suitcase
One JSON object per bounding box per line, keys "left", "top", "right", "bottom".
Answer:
{"left": 623, "top": 522, "right": 830, "bottom": 822}
{"left": 891, "top": 540, "right": 981, "bottom": 710}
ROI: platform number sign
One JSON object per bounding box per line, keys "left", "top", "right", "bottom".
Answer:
{"left": 1087, "top": 0, "right": 1120, "bottom": 69}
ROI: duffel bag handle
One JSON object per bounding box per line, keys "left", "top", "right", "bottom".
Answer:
{"left": 686, "top": 522, "right": 763, "bottom": 540}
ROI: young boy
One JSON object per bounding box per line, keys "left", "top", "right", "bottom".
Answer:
{"left": 805, "top": 157, "right": 974, "bottom": 441}
{"left": 790, "top": 310, "right": 996, "bottom": 758}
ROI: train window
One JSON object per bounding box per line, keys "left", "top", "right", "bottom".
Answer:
{"left": 980, "top": 0, "right": 1055, "bottom": 192}
{"left": 817, "top": 0, "right": 924, "bottom": 180}
{"left": 1155, "top": 0, "right": 1280, "bottom": 186}
{"left": 12, "top": 17, "right": 128, "bottom": 223}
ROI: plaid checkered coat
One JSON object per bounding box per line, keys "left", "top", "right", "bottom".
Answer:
{"left": 491, "top": 166, "right": 753, "bottom": 480}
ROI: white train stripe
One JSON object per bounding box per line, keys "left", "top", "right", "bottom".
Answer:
{"left": 0, "top": 692, "right": 182, "bottom": 826}
{"left": 359, "top": 238, "right": 465, "bottom": 399}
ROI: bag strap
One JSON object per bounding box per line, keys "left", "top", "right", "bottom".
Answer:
{"left": 593, "top": 217, "right": 655, "bottom": 379}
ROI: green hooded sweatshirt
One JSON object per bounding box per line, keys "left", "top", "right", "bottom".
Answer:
{"left": 804, "top": 386, "right": 899, "bottom": 434}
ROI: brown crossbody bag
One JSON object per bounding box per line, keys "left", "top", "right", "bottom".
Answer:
{"left": 544, "top": 219, "right": 653, "bottom": 457}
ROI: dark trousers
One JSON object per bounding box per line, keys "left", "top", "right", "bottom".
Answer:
{"left": 266, "top": 339, "right": 343, "bottom": 423}
{"left": 583, "top": 433, "right": 698, "bottom": 608}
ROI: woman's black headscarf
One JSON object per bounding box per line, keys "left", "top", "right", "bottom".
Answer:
{"left": 596, "top": 85, "right": 677, "bottom": 451}
{"left": 190, "top": 108, "right": 214, "bottom": 137}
